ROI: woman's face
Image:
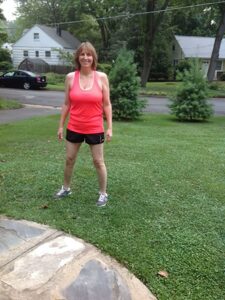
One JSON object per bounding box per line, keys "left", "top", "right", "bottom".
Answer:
{"left": 79, "top": 48, "right": 94, "bottom": 69}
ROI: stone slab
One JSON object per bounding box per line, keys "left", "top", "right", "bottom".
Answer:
{"left": 0, "top": 218, "right": 59, "bottom": 268}
{"left": 1, "top": 236, "right": 85, "bottom": 291}
{"left": 62, "top": 259, "right": 131, "bottom": 300}
{"left": 0, "top": 217, "right": 157, "bottom": 300}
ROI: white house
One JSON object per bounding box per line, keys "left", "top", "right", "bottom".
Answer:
{"left": 12, "top": 24, "right": 80, "bottom": 68}
{"left": 173, "top": 35, "right": 225, "bottom": 79}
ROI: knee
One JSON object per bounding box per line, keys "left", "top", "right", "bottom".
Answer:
{"left": 66, "top": 155, "right": 75, "bottom": 167}
{"left": 93, "top": 158, "right": 105, "bottom": 169}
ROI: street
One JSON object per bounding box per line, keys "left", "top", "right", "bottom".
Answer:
{"left": 0, "top": 87, "right": 225, "bottom": 115}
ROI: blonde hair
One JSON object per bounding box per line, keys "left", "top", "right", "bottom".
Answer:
{"left": 74, "top": 42, "right": 98, "bottom": 70}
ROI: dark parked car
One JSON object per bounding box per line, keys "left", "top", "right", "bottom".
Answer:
{"left": 0, "top": 70, "right": 47, "bottom": 90}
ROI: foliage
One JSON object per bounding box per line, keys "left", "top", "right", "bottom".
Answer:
{"left": 171, "top": 6, "right": 218, "bottom": 36}
{"left": 53, "top": 48, "right": 74, "bottom": 67}
{"left": 0, "top": 61, "right": 13, "bottom": 71}
{"left": 175, "top": 59, "right": 192, "bottom": 74}
{"left": 109, "top": 48, "right": 145, "bottom": 120}
{"left": 97, "top": 63, "right": 112, "bottom": 74}
{"left": 170, "top": 59, "right": 213, "bottom": 121}
{"left": 0, "top": 48, "right": 12, "bottom": 71}
{"left": 12, "top": 0, "right": 225, "bottom": 87}
{"left": 16, "top": 0, "right": 63, "bottom": 26}
{"left": 45, "top": 72, "right": 65, "bottom": 85}
{"left": 0, "top": 48, "right": 12, "bottom": 62}
{"left": 0, "top": 0, "right": 7, "bottom": 46}
{"left": 219, "top": 73, "right": 225, "bottom": 81}
{"left": 148, "top": 28, "right": 173, "bottom": 81}
{"left": 68, "top": 14, "right": 101, "bottom": 50}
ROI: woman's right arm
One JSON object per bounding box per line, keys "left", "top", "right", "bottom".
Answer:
{"left": 57, "top": 73, "right": 73, "bottom": 140}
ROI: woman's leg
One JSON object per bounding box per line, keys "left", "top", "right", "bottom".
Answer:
{"left": 89, "top": 143, "right": 107, "bottom": 194}
{"left": 63, "top": 141, "right": 82, "bottom": 189}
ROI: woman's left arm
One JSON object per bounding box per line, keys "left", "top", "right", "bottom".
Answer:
{"left": 101, "top": 73, "right": 112, "bottom": 142}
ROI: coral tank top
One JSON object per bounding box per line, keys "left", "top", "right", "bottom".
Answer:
{"left": 67, "top": 71, "right": 104, "bottom": 134}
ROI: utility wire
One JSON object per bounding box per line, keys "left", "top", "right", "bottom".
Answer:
{"left": 47, "top": 0, "right": 225, "bottom": 26}
{"left": 3, "top": 0, "right": 225, "bottom": 29}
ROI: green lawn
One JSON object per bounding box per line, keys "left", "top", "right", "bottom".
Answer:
{"left": 141, "top": 81, "right": 225, "bottom": 98}
{"left": 0, "top": 114, "right": 224, "bottom": 300}
{"left": 0, "top": 98, "right": 23, "bottom": 109}
{"left": 44, "top": 72, "right": 225, "bottom": 98}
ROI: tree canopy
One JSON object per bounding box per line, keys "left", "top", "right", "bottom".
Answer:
{"left": 10, "top": 0, "right": 225, "bottom": 83}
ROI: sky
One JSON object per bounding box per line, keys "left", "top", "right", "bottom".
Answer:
{"left": 0, "top": 0, "right": 17, "bottom": 21}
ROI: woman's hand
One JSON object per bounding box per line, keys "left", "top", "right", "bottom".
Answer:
{"left": 57, "top": 127, "right": 64, "bottom": 141}
{"left": 106, "top": 128, "right": 112, "bottom": 142}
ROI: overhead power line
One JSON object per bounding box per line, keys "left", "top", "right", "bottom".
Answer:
{"left": 3, "top": 0, "right": 225, "bottom": 29}
{"left": 48, "top": 0, "right": 225, "bottom": 26}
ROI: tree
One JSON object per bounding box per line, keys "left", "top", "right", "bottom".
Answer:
{"left": 140, "top": 0, "right": 170, "bottom": 87}
{"left": 207, "top": 4, "right": 225, "bottom": 81}
{"left": 16, "top": 0, "right": 63, "bottom": 26}
{"left": 170, "top": 60, "right": 213, "bottom": 121}
{"left": 109, "top": 48, "right": 145, "bottom": 120}
{"left": 0, "top": 0, "right": 7, "bottom": 45}
{"left": 0, "top": 0, "right": 4, "bottom": 19}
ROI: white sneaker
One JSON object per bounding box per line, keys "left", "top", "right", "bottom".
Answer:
{"left": 96, "top": 193, "right": 108, "bottom": 207}
{"left": 55, "top": 186, "right": 72, "bottom": 199}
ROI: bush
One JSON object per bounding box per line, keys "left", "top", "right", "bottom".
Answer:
{"left": 0, "top": 48, "right": 12, "bottom": 63}
{"left": 45, "top": 72, "right": 65, "bottom": 85}
{"left": 98, "top": 63, "right": 112, "bottom": 75}
{"left": 109, "top": 48, "right": 145, "bottom": 120}
{"left": 169, "top": 59, "right": 213, "bottom": 121}
{"left": 0, "top": 48, "right": 12, "bottom": 72}
{"left": 219, "top": 72, "right": 225, "bottom": 81}
{"left": 208, "top": 82, "right": 219, "bottom": 90}
{"left": 175, "top": 60, "right": 192, "bottom": 79}
{"left": 0, "top": 61, "right": 13, "bottom": 71}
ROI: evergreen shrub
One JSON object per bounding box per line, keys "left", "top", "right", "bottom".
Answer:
{"left": 109, "top": 48, "right": 145, "bottom": 120}
{"left": 98, "top": 63, "right": 112, "bottom": 75}
{"left": 45, "top": 72, "right": 65, "bottom": 85}
{"left": 0, "top": 48, "right": 12, "bottom": 63}
{"left": 175, "top": 59, "right": 192, "bottom": 74}
{"left": 170, "top": 60, "right": 213, "bottom": 121}
{"left": 0, "top": 61, "right": 13, "bottom": 71}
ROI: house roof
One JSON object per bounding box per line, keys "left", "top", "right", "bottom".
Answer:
{"left": 37, "top": 25, "right": 80, "bottom": 49}
{"left": 175, "top": 35, "right": 225, "bottom": 59}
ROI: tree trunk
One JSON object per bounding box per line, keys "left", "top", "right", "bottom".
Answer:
{"left": 141, "top": 0, "right": 170, "bottom": 87}
{"left": 98, "top": 21, "right": 109, "bottom": 48}
{"left": 207, "top": 5, "right": 225, "bottom": 81}
{"left": 141, "top": 45, "right": 154, "bottom": 87}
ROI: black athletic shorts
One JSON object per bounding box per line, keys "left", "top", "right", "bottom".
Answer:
{"left": 66, "top": 129, "right": 105, "bottom": 145}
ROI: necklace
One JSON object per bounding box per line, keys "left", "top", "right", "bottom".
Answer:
{"left": 79, "top": 71, "right": 94, "bottom": 91}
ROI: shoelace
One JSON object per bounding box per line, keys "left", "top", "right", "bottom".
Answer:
{"left": 99, "top": 194, "right": 107, "bottom": 202}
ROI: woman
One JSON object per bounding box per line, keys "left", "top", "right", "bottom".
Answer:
{"left": 55, "top": 42, "right": 112, "bottom": 207}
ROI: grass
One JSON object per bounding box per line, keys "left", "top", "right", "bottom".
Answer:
{"left": 47, "top": 80, "right": 225, "bottom": 97}
{"left": 140, "top": 81, "right": 225, "bottom": 98}
{"left": 0, "top": 98, "right": 23, "bottom": 110}
{"left": 0, "top": 114, "right": 225, "bottom": 300}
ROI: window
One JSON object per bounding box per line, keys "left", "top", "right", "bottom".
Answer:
{"left": 216, "top": 60, "right": 222, "bottom": 70}
{"left": 35, "top": 51, "right": 39, "bottom": 57}
{"left": 23, "top": 50, "right": 28, "bottom": 57}
{"left": 34, "top": 33, "right": 39, "bottom": 40}
{"left": 172, "top": 44, "right": 175, "bottom": 51}
{"left": 15, "top": 71, "right": 26, "bottom": 77}
{"left": 45, "top": 51, "right": 51, "bottom": 57}
{"left": 4, "top": 71, "right": 15, "bottom": 77}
